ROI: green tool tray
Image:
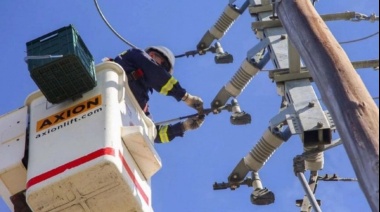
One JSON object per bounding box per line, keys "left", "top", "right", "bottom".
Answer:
{"left": 26, "top": 25, "right": 96, "bottom": 104}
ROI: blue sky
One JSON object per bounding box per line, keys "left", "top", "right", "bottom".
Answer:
{"left": 0, "top": 1, "right": 378, "bottom": 212}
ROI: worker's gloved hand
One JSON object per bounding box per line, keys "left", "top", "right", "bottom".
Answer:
{"left": 182, "top": 115, "right": 205, "bottom": 131}
{"left": 182, "top": 93, "right": 204, "bottom": 114}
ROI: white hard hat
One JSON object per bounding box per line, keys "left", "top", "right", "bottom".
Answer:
{"left": 146, "top": 46, "right": 175, "bottom": 74}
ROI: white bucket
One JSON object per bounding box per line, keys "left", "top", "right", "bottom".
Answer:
{"left": 0, "top": 106, "right": 28, "bottom": 211}
{"left": 24, "top": 62, "right": 161, "bottom": 212}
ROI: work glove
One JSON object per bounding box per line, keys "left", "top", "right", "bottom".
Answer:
{"left": 182, "top": 115, "right": 205, "bottom": 131}
{"left": 182, "top": 93, "right": 204, "bottom": 114}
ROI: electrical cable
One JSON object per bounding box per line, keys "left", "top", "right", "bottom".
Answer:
{"left": 94, "top": 0, "right": 138, "bottom": 49}
{"left": 339, "top": 31, "right": 379, "bottom": 44}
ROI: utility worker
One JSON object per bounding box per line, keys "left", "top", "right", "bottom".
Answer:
{"left": 110, "top": 46, "right": 205, "bottom": 143}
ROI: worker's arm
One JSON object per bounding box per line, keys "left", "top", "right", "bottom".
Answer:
{"left": 154, "top": 122, "right": 185, "bottom": 143}
{"left": 154, "top": 115, "right": 205, "bottom": 143}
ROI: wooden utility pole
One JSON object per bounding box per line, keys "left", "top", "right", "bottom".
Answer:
{"left": 276, "top": 0, "right": 379, "bottom": 211}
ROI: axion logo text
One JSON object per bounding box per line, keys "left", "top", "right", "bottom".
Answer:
{"left": 36, "top": 95, "right": 102, "bottom": 132}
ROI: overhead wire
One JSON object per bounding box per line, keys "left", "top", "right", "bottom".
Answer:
{"left": 339, "top": 31, "right": 379, "bottom": 44}
{"left": 93, "top": 0, "right": 138, "bottom": 49}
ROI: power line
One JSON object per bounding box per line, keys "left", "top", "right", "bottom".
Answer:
{"left": 93, "top": 0, "right": 138, "bottom": 49}
{"left": 339, "top": 31, "right": 379, "bottom": 44}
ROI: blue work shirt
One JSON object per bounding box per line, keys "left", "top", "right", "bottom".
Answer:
{"left": 114, "top": 48, "right": 187, "bottom": 143}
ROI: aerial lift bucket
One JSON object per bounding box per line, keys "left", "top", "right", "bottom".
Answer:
{"left": 0, "top": 106, "right": 28, "bottom": 211}
{"left": 24, "top": 62, "right": 161, "bottom": 212}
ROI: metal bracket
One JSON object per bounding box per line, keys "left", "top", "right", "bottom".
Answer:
{"left": 213, "top": 178, "right": 253, "bottom": 190}
{"left": 246, "top": 37, "right": 270, "bottom": 59}
{"left": 286, "top": 114, "right": 303, "bottom": 135}
{"left": 249, "top": 4, "right": 273, "bottom": 14}
{"left": 267, "top": 59, "right": 379, "bottom": 82}
{"left": 268, "top": 105, "right": 296, "bottom": 130}
{"left": 252, "top": 11, "right": 376, "bottom": 30}
{"left": 324, "top": 110, "right": 335, "bottom": 130}
{"left": 285, "top": 79, "right": 333, "bottom": 146}
{"left": 227, "top": 158, "right": 251, "bottom": 184}
{"left": 271, "top": 69, "right": 312, "bottom": 82}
